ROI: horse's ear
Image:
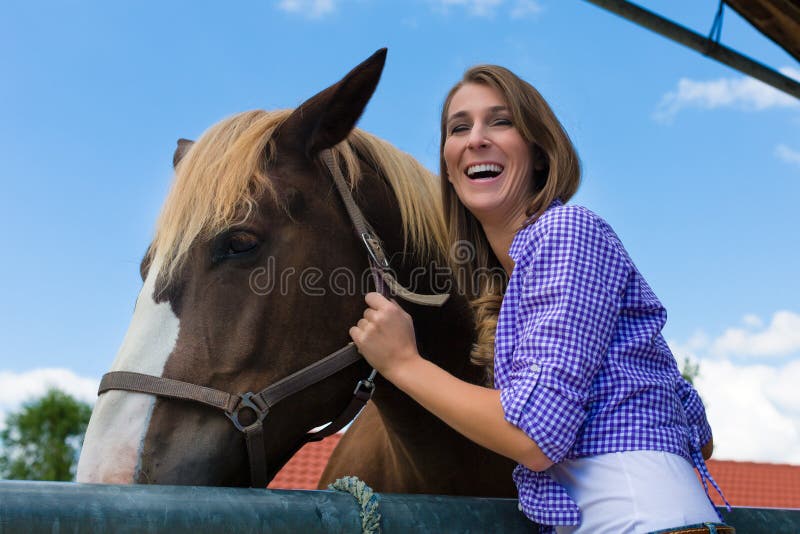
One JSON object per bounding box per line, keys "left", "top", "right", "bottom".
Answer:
{"left": 173, "top": 138, "right": 194, "bottom": 168}
{"left": 275, "top": 48, "right": 387, "bottom": 157}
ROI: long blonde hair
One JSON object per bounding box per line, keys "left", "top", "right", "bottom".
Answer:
{"left": 151, "top": 109, "right": 447, "bottom": 287}
{"left": 439, "top": 65, "right": 581, "bottom": 384}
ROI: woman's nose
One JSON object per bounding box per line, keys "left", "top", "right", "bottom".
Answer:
{"left": 466, "top": 125, "right": 490, "bottom": 149}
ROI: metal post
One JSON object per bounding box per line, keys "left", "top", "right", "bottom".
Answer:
{"left": 581, "top": 0, "right": 800, "bottom": 100}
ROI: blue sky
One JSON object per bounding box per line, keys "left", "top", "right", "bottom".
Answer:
{"left": 1, "top": 0, "right": 798, "bottom": 464}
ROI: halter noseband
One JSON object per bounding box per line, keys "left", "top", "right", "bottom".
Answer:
{"left": 97, "top": 149, "right": 449, "bottom": 488}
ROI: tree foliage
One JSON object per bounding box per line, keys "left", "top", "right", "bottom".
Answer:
{"left": 680, "top": 355, "right": 701, "bottom": 385}
{"left": 0, "top": 388, "right": 92, "bottom": 481}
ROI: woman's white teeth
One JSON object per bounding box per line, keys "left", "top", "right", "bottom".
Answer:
{"left": 466, "top": 163, "right": 504, "bottom": 179}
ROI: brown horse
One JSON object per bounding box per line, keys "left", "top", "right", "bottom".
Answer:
{"left": 76, "top": 49, "right": 515, "bottom": 497}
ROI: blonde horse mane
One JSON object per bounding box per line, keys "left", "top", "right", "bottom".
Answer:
{"left": 151, "top": 109, "right": 447, "bottom": 285}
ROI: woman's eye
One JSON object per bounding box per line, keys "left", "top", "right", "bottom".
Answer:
{"left": 449, "top": 124, "right": 469, "bottom": 134}
{"left": 493, "top": 118, "right": 512, "bottom": 127}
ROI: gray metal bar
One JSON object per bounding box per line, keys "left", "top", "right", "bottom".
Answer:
{"left": 0, "top": 481, "right": 535, "bottom": 533}
{"left": 581, "top": 0, "right": 800, "bottom": 100}
{"left": 719, "top": 506, "right": 800, "bottom": 533}
{"left": 2, "top": 481, "right": 800, "bottom": 532}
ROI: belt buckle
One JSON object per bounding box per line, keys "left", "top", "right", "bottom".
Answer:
{"left": 361, "top": 232, "right": 389, "bottom": 268}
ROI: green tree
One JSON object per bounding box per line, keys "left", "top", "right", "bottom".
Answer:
{"left": 0, "top": 388, "right": 92, "bottom": 481}
{"left": 680, "top": 355, "right": 701, "bottom": 385}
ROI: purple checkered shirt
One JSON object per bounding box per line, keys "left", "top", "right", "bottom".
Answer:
{"left": 494, "top": 201, "right": 728, "bottom": 531}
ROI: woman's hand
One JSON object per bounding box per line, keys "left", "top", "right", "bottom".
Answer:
{"left": 349, "top": 292, "right": 550, "bottom": 471}
{"left": 349, "top": 292, "right": 421, "bottom": 377}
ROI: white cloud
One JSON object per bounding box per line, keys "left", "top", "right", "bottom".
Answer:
{"left": 429, "top": 0, "right": 541, "bottom": 18}
{"left": 277, "top": 0, "right": 336, "bottom": 18}
{"left": 510, "top": 0, "right": 543, "bottom": 19}
{"left": 741, "top": 313, "right": 763, "bottom": 329}
{"left": 672, "top": 311, "right": 800, "bottom": 361}
{"left": 710, "top": 310, "right": 800, "bottom": 359}
{"left": 694, "top": 358, "right": 800, "bottom": 464}
{"left": 0, "top": 368, "right": 99, "bottom": 429}
{"left": 654, "top": 66, "right": 800, "bottom": 122}
{"left": 683, "top": 330, "right": 711, "bottom": 352}
{"left": 669, "top": 311, "right": 800, "bottom": 464}
{"left": 776, "top": 144, "right": 800, "bottom": 169}
{"left": 432, "top": 0, "right": 502, "bottom": 17}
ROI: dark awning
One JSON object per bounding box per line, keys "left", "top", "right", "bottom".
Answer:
{"left": 725, "top": 0, "right": 800, "bottom": 62}
{"left": 582, "top": 0, "right": 800, "bottom": 99}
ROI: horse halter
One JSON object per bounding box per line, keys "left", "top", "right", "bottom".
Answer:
{"left": 97, "top": 149, "right": 449, "bottom": 488}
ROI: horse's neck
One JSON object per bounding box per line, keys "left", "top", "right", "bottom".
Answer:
{"left": 363, "top": 299, "right": 517, "bottom": 496}
{"left": 371, "top": 293, "right": 480, "bottom": 435}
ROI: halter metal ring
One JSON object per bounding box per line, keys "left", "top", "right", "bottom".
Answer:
{"left": 226, "top": 392, "right": 269, "bottom": 432}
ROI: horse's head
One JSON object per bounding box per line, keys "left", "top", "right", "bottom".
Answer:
{"left": 77, "top": 49, "right": 450, "bottom": 486}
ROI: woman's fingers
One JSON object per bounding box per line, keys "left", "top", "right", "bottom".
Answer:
{"left": 364, "top": 291, "right": 390, "bottom": 309}
{"left": 364, "top": 292, "right": 407, "bottom": 320}
{"left": 348, "top": 326, "right": 361, "bottom": 343}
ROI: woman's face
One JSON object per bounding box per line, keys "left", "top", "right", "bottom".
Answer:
{"left": 443, "top": 83, "right": 536, "bottom": 228}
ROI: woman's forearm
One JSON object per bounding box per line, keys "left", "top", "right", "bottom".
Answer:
{"left": 348, "top": 292, "right": 551, "bottom": 471}
{"left": 386, "top": 356, "right": 552, "bottom": 472}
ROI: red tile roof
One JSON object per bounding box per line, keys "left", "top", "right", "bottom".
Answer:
{"left": 704, "top": 459, "right": 800, "bottom": 508}
{"left": 268, "top": 434, "right": 343, "bottom": 491}
{"left": 270, "top": 435, "right": 800, "bottom": 509}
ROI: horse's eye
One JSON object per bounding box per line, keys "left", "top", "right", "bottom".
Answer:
{"left": 226, "top": 233, "right": 259, "bottom": 255}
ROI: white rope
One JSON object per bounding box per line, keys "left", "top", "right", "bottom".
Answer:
{"left": 329, "top": 476, "right": 381, "bottom": 534}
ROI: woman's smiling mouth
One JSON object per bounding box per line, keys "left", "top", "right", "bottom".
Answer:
{"left": 465, "top": 162, "right": 504, "bottom": 180}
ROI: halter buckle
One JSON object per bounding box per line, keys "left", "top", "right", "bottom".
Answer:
{"left": 226, "top": 392, "right": 269, "bottom": 432}
{"left": 361, "top": 232, "right": 389, "bottom": 268}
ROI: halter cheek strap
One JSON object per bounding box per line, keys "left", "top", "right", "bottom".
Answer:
{"left": 320, "top": 149, "right": 449, "bottom": 307}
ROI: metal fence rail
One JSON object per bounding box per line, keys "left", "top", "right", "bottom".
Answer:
{"left": 0, "top": 481, "right": 798, "bottom": 533}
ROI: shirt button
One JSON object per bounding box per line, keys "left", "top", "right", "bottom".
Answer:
{"left": 530, "top": 363, "right": 540, "bottom": 373}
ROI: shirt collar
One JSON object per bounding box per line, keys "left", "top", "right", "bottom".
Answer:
{"left": 508, "top": 198, "right": 563, "bottom": 263}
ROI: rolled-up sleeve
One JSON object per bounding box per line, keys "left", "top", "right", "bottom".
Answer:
{"left": 499, "top": 207, "right": 633, "bottom": 465}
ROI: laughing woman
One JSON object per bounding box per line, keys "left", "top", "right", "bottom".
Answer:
{"left": 349, "top": 65, "right": 732, "bottom": 534}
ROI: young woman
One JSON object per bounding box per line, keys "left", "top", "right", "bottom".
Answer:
{"left": 349, "top": 65, "right": 731, "bottom": 533}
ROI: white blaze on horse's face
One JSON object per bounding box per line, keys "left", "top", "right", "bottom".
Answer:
{"left": 77, "top": 258, "right": 180, "bottom": 484}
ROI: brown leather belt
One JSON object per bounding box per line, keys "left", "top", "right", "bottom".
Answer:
{"left": 649, "top": 523, "right": 735, "bottom": 534}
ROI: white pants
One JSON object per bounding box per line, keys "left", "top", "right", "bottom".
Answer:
{"left": 548, "top": 450, "right": 719, "bottom": 534}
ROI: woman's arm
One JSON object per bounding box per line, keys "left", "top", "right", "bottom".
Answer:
{"left": 350, "top": 292, "right": 553, "bottom": 472}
